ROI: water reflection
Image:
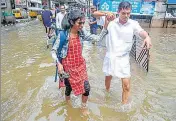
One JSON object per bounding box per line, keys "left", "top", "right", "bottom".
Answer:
{"left": 1, "top": 21, "right": 176, "bottom": 121}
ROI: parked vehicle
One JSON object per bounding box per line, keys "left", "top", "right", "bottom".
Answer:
{"left": 12, "top": 8, "right": 28, "bottom": 19}
{"left": 1, "top": 11, "right": 16, "bottom": 25}
{"left": 28, "top": 7, "right": 43, "bottom": 18}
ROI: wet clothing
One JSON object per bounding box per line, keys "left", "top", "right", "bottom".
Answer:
{"left": 103, "top": 18, "right": 144, "bottom": 78}
{"left": 62, "top": 36, "right": 88, "bottom": 95}
{"left": 42, "top": 10, "right": 53, "bottom": 27}
{"left": 64, "top": 78, "right": 90, "bottom": 96}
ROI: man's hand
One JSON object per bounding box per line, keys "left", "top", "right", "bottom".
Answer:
{"left": 103, "top": 12, "right": 115, "bottom": 29}
{"left": 141, "top": 36, "right": 152, "bottom": 49}
{"left": 57, "top": 62, "right": 64, "bottom": 74}
{"left": 106, "top": 12, "right": 115, "bottom": 21}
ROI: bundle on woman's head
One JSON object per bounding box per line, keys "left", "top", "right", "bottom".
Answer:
{"left": 61, "top": 9, "right": 85, "bottom": 30}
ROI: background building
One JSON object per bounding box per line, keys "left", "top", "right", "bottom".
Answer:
{"left": 1, "top": 0, "right": 12, "bottom": 12}
{"left": 27, "top": 0, "right": 42, "bottom": 9}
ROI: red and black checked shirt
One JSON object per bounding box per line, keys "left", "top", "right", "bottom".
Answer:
{"left": 62, "top": 36, "right": 88, "bottom": 96}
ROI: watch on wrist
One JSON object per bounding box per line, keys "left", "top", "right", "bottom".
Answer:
{"left": 104, "top": 13, "right": 108, "bottom": 16}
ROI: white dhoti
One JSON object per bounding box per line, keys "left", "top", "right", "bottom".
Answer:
{"left": 103, "top": 52, "right": 130, "bottom": 78}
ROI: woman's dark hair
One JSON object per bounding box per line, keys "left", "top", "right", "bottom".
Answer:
{"left": 61, "top": 9, "right": 85, "bottom": 30}
{"left": 118, "top": 1, "right": 132, "bottom": 12}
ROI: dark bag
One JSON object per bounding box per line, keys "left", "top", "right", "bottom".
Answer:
{"left": 61, "top": 13, "right": 71, "bottom": 30}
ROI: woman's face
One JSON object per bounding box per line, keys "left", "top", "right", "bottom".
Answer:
{"left": 72, "top": 17, "right": 85, "bottom": 31}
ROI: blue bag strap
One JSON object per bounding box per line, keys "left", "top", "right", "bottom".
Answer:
{"left": 57, "top": 30, "right": 68, "bottom": 57}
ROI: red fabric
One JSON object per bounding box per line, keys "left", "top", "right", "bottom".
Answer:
{"left": 62, "top": 36, "right": 88, "bottom": 96}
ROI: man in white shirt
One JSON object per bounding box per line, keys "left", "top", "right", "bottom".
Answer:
{"left": 55, "top": 5, "right": 66, "bottom": 36}
{"left": 93, "top": 1, "right": 152, "bottom": 104}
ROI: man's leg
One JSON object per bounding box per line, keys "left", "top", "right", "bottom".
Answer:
{"left": 48, "top": 27, "right": 51, "bottom": 36}
{"left": 45, "top": 26, "right": 47, "bottom": 33}
{"left": 121, "top": 78, "right": 130, "bottom": 104}
{"left": 105, "top": 75, "right": 112, "bottom": 92}
{"left": 90, "top": 27, "right": 93, "bottom": 34}
{"left": 55, "top": 28, "right": 59, "bottom": 36}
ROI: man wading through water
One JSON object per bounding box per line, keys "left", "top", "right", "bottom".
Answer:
{"left": 51, "top": 9, "right": 113, "bottom": 115}
{"left": 93, "top": 1, "right": 152, "bottom": 105}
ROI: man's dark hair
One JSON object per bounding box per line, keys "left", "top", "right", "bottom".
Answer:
{"left": 61, "top": 9, "right": 85, "bottom": 30}
{"left": 118, "top": 1, "right": 132, "bottom": 12}
{"left": 60, "top": 5, "right": 65, "bottom": 9}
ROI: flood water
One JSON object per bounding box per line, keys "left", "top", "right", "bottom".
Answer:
{"left": 1, "top": 20, "right": 176, "bottom": 121}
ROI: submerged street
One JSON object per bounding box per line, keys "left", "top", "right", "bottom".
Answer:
{"left": 1, "top": 20, "right": 176, "bottom": 121}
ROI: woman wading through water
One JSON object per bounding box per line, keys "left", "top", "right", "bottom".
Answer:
{"left": 51, "top": 9, "right": 114, "bottom": 115}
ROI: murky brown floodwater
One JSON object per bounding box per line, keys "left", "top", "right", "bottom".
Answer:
{"left": 1, "top": 20, "right": 176, "bottom": 121}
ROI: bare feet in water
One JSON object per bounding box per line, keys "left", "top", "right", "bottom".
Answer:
{"left": 66, "top": 100, "right": 72, "bottom": 106}
{"left": 81, "top": 103, "right": 90, "bottom": 116}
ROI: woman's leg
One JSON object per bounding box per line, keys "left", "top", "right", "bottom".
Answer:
{"left": 81, "top": 81, "right": 90, "bottom": 115}
{"left": 64, "top": 79, "right": 72, "bottom": 102}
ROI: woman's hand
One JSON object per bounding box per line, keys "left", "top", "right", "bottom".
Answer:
{"left": 57, "top": 62, "right": 64, "bottom": 74}
{"left": 106, "top": 12, "right": 115, "bottom": 21}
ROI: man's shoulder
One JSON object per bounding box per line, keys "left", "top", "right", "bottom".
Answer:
{"left": 109, "top": 18, "right": 118, "bottom": 26}
{"left": 128, "top": 19, "right": 139, "bottom": 24}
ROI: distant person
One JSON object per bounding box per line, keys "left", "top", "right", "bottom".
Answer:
{"left": 89, "top": 6, "right": 98, "bottom": 35}
{"left": 55, "top": 5, "right": 67, "bottom": 36}
{"left": 96, "top": 16, "right": 105, "bottom": 30}
{"left": 42, "top": 6, "right": 53, "bottom": 38}
{"left": 55, "top": 6, "right": 60, "bottom": 17}
{"left": 50, "top": 8, "right": 56, "bottom": 23}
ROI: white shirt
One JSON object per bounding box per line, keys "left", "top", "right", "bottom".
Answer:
{"left": 105, "top": 18, "right": 144, "bottom": 57}
{"left": 97, "top": 16, "right": 105, "bottom": 26}
{"left": 56, "top": 12, "right": 66, "bottom": 29}
{"left": 103, "top": 18, "right": 144, "bottom": 78}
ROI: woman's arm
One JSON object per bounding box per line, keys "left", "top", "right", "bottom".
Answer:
{"left": 51, "top": 34, "right": 60, "bottom": 63}
{"left": 82, "top": 17, "right": 110, "bottom": 42}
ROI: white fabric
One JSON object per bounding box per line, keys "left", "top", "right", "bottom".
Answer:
{"left": 103, "top": 18, "right": 144, "bottom": 78}
{"left": 97, "top": 16, "right": 105, "bottom": 26}
{"left": 56, "top": 12, "right": 66, "bottom": 29}
{"left": 103, "top": 54, "right": 130, "bottom": 78}
{"left": 51, "top": 10, "right": 56, "bottom": 17}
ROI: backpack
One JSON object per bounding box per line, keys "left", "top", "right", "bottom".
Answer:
{"left": 57, "top": 30, "right": 68, "bottom": 59}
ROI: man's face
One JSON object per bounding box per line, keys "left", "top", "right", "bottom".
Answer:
{"left": 118, "top": 8, "right": 131, "bottom": 23}
{"left": 60, "top": 6, "right": 65, "bottom": 13}
{"left": 91, "top": 8, "right": 96, "bottom": 13}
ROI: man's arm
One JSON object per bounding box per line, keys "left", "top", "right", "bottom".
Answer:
{"left": 134, "top": 21, "right": 152, "bottom": 49}
{"left": 139, "top": 31, "right": 152, "bottom": 49}
{"left": 92, "top": 11, "right": 109, "bottom": 17}
{"left": 92, "top": 11, "right": 115, "bottom": 21}
{"left": 56, "top": 13, "right": 60, "bottom": 29}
